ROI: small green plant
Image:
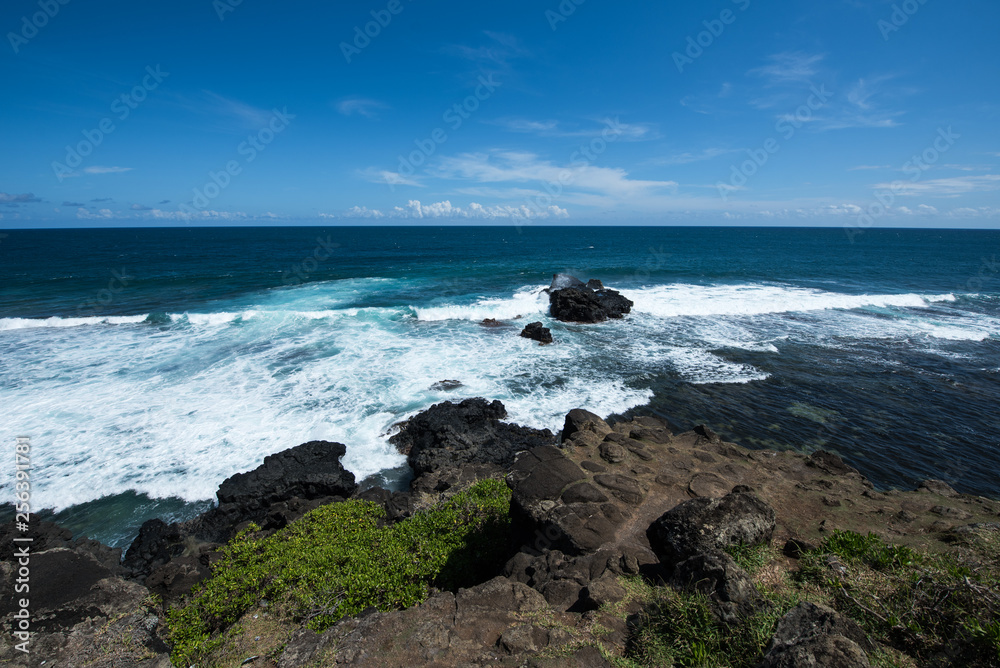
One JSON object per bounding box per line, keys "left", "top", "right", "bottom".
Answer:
{"left": 822, "top": 530, "right": 918, "bottom": 571}
{"left": 628, "top": 587, "right": 795, "bottom": 668}
{"left": 724, "top": 542, "right": 772, "bottom": 575}
{"left": 167, "top": 478, "right": 512, "bottom": 666}
{"left": 797, "top": 530, "right": 1000, "bottom": 666}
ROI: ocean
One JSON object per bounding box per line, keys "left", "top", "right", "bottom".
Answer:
{"left": 1, "top": 225, "right": 998, "bottom": 548}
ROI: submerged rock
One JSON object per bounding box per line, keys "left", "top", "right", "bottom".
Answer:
{"left": 430, "top": 379, "right": 463, "bottom": 391}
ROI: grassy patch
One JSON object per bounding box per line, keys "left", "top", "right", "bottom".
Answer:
{"left": 798, "top": 529, "right": 1000, "bottom": 667}
{"left": 626, "top": 587, "right": 796, "bottom": 668}
{"left": 167, "top": 478, "right": 512, "bottom": 666}
{"left": 627, "top": 528, "right": 1000, "bottom": 667}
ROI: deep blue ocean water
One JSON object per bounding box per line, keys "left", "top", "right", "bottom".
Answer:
{"left": 1, "top": 226, "right": 998, "bottom": 548}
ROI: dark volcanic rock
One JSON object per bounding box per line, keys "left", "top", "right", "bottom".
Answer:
{"left": 216, "top": 440, "right": 357, "bottom": 509}
{"left": 647, "top": 487, "right": 776, "bottom": 622}
{"left": 647, "top": 486, "right": 776, "bottom": 564}
{"left": 520, "top": 321, "right": 554, "bottom": 344}
{"left": 509, "top": 446, "right": 627, "bottom": 556}
{"left": 122, "top": 518, "right": 184, "bottom": 580}
{"left": 547, "top": 275, "right": 633, "bottom": 323}
{"left": 758, "top": 602, "right": 873, "bottom": 667}
{"left": 390, "top": 398, "right": 557, "bottom": 479}
{"left": 561, "top": 408, "right": 612, "bottom": 444}
{"left": 125, "top": 441, "right": 357, "bottom": 583}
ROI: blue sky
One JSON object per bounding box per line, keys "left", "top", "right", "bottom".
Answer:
{"left": 1, "top": 0, "right": 998, "bottom": 228}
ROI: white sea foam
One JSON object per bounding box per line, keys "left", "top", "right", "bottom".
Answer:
{"left": 0, "top": 280, "right": 991, "bottom": 512}
{"left": 622, "top": 284, "right": 957, "bottom": 318}
{"left": 413, "top": 287, "right": 548, "bottom": 321}
{"left": 0, "top": 315, "right": 149, "bottom": 330}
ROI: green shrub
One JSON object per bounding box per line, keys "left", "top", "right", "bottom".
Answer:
{"left": 167, "top": 478, "right": 512, "bottom": 666}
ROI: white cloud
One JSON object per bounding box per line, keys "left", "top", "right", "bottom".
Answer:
{"left": 651, "top": 148, "right": 735, "bottom": 166}
{"left": 875, "top": 175, "right": 1000, "bottom": 197}
{"left": 433, "top": 150, "right": 678, "bottom": 200}
{"left": 337, "top": 97, "right": 388, "bottom": 118}
{"left": 749, "top": 52, "right": 824, "bottom": 85}
{"left": 492, "top": 118, "right": 656, "bottom": 140}
{"left": 336, "top": 200, "right": 569, "bottom": 221}
{"left": 76, "top": 207, "right": 114, "bottom": 219}
{"left": 358, "top": 167, "right": 424, "bottom": 188}
{"left": 84, "top": 166, "right": 133, "bottom": 175}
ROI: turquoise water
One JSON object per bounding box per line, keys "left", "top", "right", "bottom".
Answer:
{"left": 0, "top": 226, "right": 998, "bottom": 547}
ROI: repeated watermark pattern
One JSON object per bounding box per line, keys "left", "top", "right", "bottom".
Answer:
{"left": 179, "top": 107, "right": 294, "bottom": 215}
{"left": 717, "top": 84, "right": 832, "bottom": 201}
{"left": 213, "top": 0, "right": 245, "bottom": 21}
{"left": 878, "top": 0, "right": 930, "bottom": 41}
{"left": 962, "top": 255, "right": 999, "bottom": 293}
{"left": 76, "top": 268, "right": 135, "bottom": 316}
{"left": 52, "top": 65, "right": 170, "bottom": 182}
{"left": 545, "top": 0, "right": 586, "bottom": 31}
{"left": 283, "top": 236, "right": 340, "bottom": 286}
{"left": 341, "top": 0, "right": 415, "bottom": 63}
{"left": 12, "top": 436, "right": 33, "bottom": 654}
{"left": 844, "top": 126, "right": 959, "bottom": 242}
{"left": 7, "top": 0, "right": 70, "bottom": 54}
{"left": 673, "top": 0, "right": 752, "bottom": 73}
{"left": 388, "top": 75, "right": 501, "bottom": 191}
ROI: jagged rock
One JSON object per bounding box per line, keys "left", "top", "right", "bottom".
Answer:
{"left": 549, "top": 286, "right": 633, "bottom": 324}
{"left": 647, "top": 487, "right": 776, "bottom": 564}
{"left": 216, "top": 440, "right": 357, "bottom": 510}
{"left": 521, "top": 321, "right": 554, "bottom": 344}
{"left": 561, "top": 409, "right": 612, "bottom": 443}
{"left": 758, "top": 634, "right": 871, "bottom": 668}
{"left": 930, "top": 505, "right": 972, "bottom": 520}
{"left": 0, "top": 548, "right": 170, "bottom": 667}
{"left": 766, "top": 602, "right": 874, "bottom": 653}
{"left": 481, "top": 318, "right": 505, "bottom": 327}
{"left": 509, "top": 446, "right": 628, "bottom": 556}
{"left": 648, "top": 487, "right": 776, "bottom": 621}
{"left": 671, "top": 550, "right": 762, "bottom": 622}
{"left": 308, "top": 577, "right": 554, "bottom": 666}
{"left": 582, "top": 574, "right": 627, "bottom": 610}
{"left": 599, "top": 441, "right": 627, "bottom": 464}
{"left": 758, "top": 602, "right": 873, "bottom": 667}
{"left": 391, "top": 398, "right": 556, "bottom": 479}
{"left": 122, "top": 518, "right": 184, "bottom": 580}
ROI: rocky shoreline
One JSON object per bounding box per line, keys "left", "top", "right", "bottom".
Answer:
{"left": 2, "top": 398, "right": 998, "bottom": 667}
{"left": 2, "top": 277, "right": 998, "bottom": 667}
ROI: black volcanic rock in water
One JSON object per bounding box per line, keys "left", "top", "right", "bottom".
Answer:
{"left": 390, "top": 398, "right": 556, "bottom": 477}
{"left": 520, "top": 321, "right": 553, "bottom": 344}
{"left": 216, "top": 440, "right": 358, "bottom": 509}
{"left": 547, "top": 274, "right": 633, "bottom": 323}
